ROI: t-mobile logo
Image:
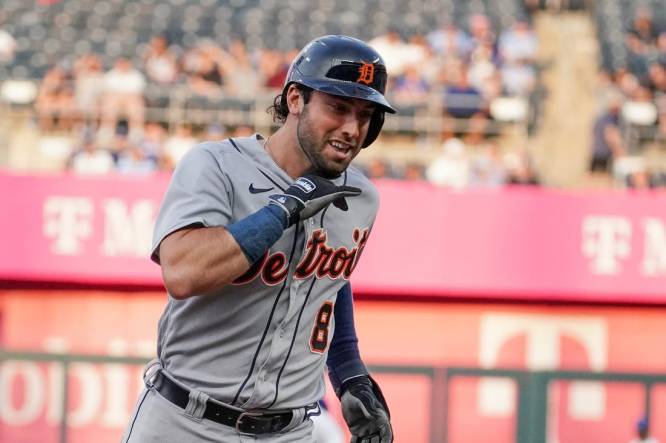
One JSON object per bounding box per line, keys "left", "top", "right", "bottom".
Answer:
{"left": 477, "top": 313, "right": 608, "bottom": 420}
{"left": 581, "top": 216, "right": 632, "bottom": 275}
{"left": 42, "top": 196, "right": 94, "bottom": 255}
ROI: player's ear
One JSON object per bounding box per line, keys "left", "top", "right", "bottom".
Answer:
{"left": 286, "top": 84, "right": 303, "bottom": 115}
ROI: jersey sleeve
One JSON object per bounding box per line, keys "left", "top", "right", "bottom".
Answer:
{"left": 151, "top": 143, "right": 233, "bottom": 263}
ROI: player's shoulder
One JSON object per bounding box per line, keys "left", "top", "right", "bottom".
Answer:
{"left": 345, "top": 165, "right": 375, "bottom": 189}
{"left": 177, "top": 137, "right": 256, "bottom": 167}
{"left": 345, "top": 165, "right": 379, "bottom": 203}
{"left": 193, "top": 138, "right": 248, "bottom": 158}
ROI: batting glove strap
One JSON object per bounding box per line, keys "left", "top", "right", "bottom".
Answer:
{"left": 268, "top": 194, "right": 304, "bottom": 227}
{"left": 329, "top": 359, "right": 368, "bottom": 397}
{"left": 268, "top": 175, "right": 361, "bottom": 228}
{"left": 340, "top": 376, "right": 393, "bottom": 443}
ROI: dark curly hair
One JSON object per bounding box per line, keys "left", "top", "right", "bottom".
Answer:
{"left": 266, "top": 84, "right": 313, "bottom": 123}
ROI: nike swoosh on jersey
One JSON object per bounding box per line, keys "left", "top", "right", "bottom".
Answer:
{"left": 249, "top": 183, "right": 275, "bottom": 194}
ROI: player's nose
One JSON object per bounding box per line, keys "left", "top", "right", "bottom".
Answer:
{"left": 340, "top": 115, "right": 362, "bottom": 143}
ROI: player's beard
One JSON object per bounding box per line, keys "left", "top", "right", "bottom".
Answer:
{"left": 296, "top": 104, "right": 349, "bottom": 179}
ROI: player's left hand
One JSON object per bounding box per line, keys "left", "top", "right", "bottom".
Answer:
{"left": 340, "top": 376, "right": 393, "bottom": 443}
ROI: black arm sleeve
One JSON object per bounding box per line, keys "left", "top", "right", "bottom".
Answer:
{"left": 326, "top": 282, "right": 367, "bottom": 395}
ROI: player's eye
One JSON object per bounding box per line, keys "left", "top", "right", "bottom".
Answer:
{"left": 329, "top": 103, "right": 347, "bottom": 113}
{"left": 359, "top": 111, "right": 374, "bottom": 122}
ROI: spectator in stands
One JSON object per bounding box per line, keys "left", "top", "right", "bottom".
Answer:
{"left": 628, "top": 7, "right": 657, "bottom": 46}
{"left": 442, "top": 65, "right": 491, "bottom": 141}
{"left": 184, "top": 43, "right": 225, "bottom": 95}
{"left": 426, "top": 137, "right": 470, "bottom": 188}
{"left": 107, "top": 128, "right": 130, "bottom": 162}
{"left": 401, "top": 34, "right": 431, "bottom": 72}
{"left": 499, "top": 20, "right": 538, "bottom": 65}
{"left": 614, "top": 68, "right": 640, "bottom": 98}
{"left": 589, "top": 91, "right": 626, "bottom": 172}
{"left": 73, "top": 54, "right": 104, "bottom": 128}
{"left": 427, "top": 23, "right": 473, "bottom": 61}
{"left": 222, "top": 40, "right": 261, "bottom": 100}
{"left": 260, "top": 49, "right": 294, "bottom": 90}
{"left": 468, "top": 14, "right": 496, "bottom": 52}
{"left": 402, "top": 162, "right": 426, "bottom": 181}
{"left": 258, "top": 49, "right": 283, "bottom": 90}
{"left": 115, "top": 137, "right": 158, "bottom": 175}
{"left": 468, "top": 41, "right": 499, "bottom": 97}
{"left": 231, "top": 125, "right": 255, "bottom": 137}
{"left": 443, "top": 65, "right": 485, "bottom": 119}
{"left": 364, "top": 158, "right": 396, "bottom": 180}
{"left": 164, "top": 123, "right": 197, "bottom": 168}
{"left": 628, "top": 417, "right": 660, "bottom": 443}
{"left": 613, "top": 155, "right": 649, "bottom": 189}
{"left": 138, "top": 122, "right": 167, "bottom": 160}
{"left": 625, "top": 32, "right": 652, "bottom": 79}
{"left": 35, "top": 65, "right": 76, "bottom": 131}
{"left": 100, "top": 58, "right": 146, "bottom": 140}
{"left": 504, "top": 150, "right": 540, "bottom": 186}
{"left": 469, "top": 141, "right": 507, "bottom": 187}
{"left": 67, "top": 132, "right": 114, "bottom": 175}
{"left": 501, "top": 60, "right": 537, "bottom": 97}
{"left": 143, "top": 35, "right": 179, "bottom": 85}
{"left": 657, "top": 32, "right": 666, "bottom": 66}
{"left": 654, "top": 170, "right": 666, "bottom": 189}
{"left": 393, "top": 64, "right": 431, "bottom": 109}
{"left": 0, "top": 23, "right": 16, "bottom": 63}
{"left": 657, "top": 95, "right": 666, "bottom": 139}
{"left": 203, "top": 122, "right": 226, "bottom": 141}
{"left": 647, "top": 63, "right": 666, "bottom": 94}
{"left": 626, "top": 168, "right": 656, "bottom": 190}
{"left": 463, "top": 112, "right": 492, "bottom": 146}
{"left": 369, "top": 30, "right": 410, "bottom": 76}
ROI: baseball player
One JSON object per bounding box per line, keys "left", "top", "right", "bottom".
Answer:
{"left": 122, "top": 35, "right": 395, "bottom": 442}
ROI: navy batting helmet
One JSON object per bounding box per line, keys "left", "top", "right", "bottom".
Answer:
{"left": 281, "top": 35, "right": 396, "bottom": 148}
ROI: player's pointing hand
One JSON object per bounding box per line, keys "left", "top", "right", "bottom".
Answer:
{"left": 268, "top": 174, "right": 361, "bottom": 227}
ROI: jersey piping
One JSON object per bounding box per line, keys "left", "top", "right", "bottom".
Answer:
{"left": 267, "top": 170, "right": 349, "bottom": 407}
{"left": 230, "top": 225, "right": 302, "bottom": 405}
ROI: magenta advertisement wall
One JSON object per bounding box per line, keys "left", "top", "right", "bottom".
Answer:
{"left": 2, "top": 172, "right": 666, "bottom": 302}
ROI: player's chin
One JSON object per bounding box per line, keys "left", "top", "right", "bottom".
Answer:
{"left": 316, "top": 159, "right": 349, "bottom": 178}
{"left": 324, "top": 147, "right": 357, "bottom": 169}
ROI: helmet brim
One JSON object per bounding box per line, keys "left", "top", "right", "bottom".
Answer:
{"left": 299, "top": 78, "right": 397, "bottom": 114}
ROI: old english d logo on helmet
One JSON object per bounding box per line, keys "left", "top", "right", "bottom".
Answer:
{"left": 356, "top": 62, "right": 375, "bottom": 85}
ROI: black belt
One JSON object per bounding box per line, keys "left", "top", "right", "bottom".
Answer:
{"left": 152, "top": 371, "right": 294, "bottom": 434}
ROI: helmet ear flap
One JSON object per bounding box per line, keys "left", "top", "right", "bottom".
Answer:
{"left": 363, "top": 110, "right": 385, "bottom": 148}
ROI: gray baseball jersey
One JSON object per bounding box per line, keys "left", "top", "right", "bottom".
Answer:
{"left": 150, "top": 134, "right": 379, "bottom": 410}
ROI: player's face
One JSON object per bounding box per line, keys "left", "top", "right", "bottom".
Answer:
{"left": 297, "top": 92, "right": 375, "bottom": 178}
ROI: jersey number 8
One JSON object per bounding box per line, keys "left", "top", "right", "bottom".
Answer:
{"left": 310, "top": 301, "right": 333, "bottom": 353}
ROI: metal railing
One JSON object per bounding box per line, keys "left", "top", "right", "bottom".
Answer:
{"left": 4, "top": 349, "right": 661, "bottom": 443}
{"left": 0, "top": 349, "right": 150, "bottom": 443}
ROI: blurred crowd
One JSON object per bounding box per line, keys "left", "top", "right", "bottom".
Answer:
{"left": 63, "top": 120, "right": 540, "bottom": 189}
{"left": 14, "top": 13, "right": 544, "bottom": 187}
{"left": 31, "top": 16, "right": 539, "bottom": 136}
{"left": 362, "top": 138, "right": 539, "bottom": 187}
{"left": 591, "top": 6, "right": 666, "bottom": 189}
{"left": 33, "top": 36, "right": 298, "bottom": 138}
{"left": 7, "top": 2, "right": 666, "bottom": 189}
{"left": 65, "top": 121, "right": 254, "bottom": 175}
